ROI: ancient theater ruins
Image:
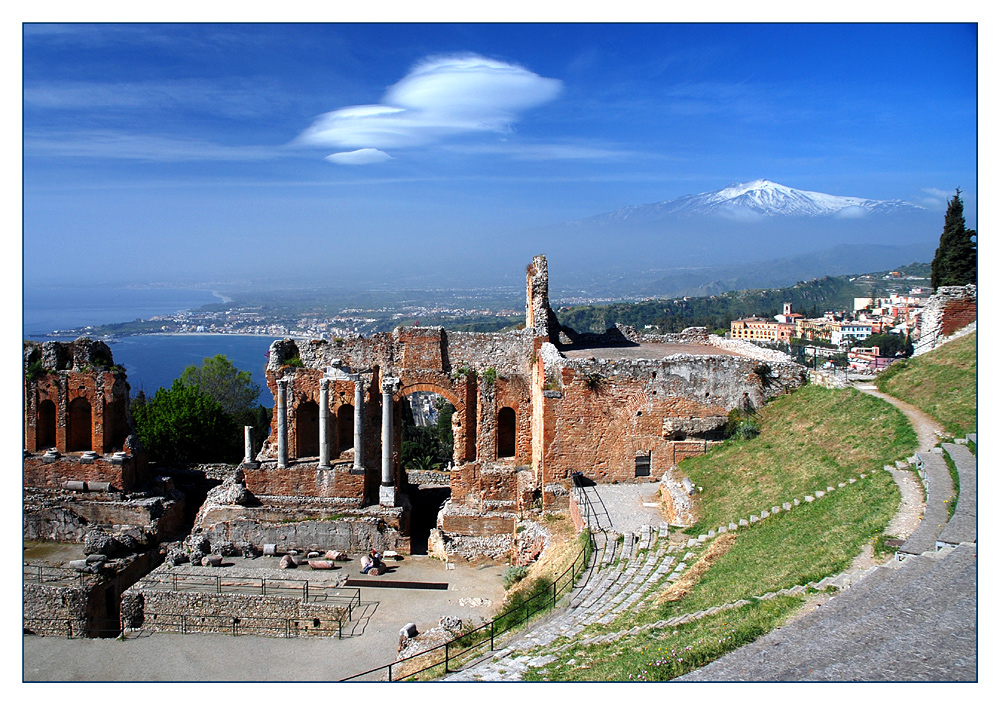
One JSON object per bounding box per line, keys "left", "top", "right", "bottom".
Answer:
{"left": 194, "top": 256, "right": 806, "bottom": 559}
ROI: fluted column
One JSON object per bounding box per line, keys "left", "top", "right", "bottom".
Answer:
{"left": 379, "top": 376, "right": 400, "bottom": 506}
{"left": 318, "top": 379, "right": 331, "bottom": 469}
{"left": 276, "top": 379, "right": 288, "bottom": 469}
{"left": 353, "top": 377, "right": 365, "bottom": 471}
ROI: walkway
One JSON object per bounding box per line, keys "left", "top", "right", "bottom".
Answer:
{"left": 853, "top": 383, "right": 945, "bottom": 453}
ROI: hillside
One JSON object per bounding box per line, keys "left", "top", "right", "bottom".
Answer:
{"left": 875, "top": 332, "right": 977, "bottom": 436}
{"left": 555, "top": 275, "right": 870, "bottom": 334}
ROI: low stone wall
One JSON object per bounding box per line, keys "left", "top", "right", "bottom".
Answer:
{"left": 23, "top": 489, "right": 186, "bottom": 542}
{"left": 23, "top": 455, "right": 139, "bottom": 493}
{"left": 123, "top": 588, "right": 348, "bottom": 638}
{"left": 23, "top": 581, "right": 94, "bottom": 637}
{"left": 914, "top": 285, "right": 977, "bottom": 356}
{"left": 243, "top": 460, "right": 366, "bottom": 498}
{"left": 194, "top": 504, "right": 409, "bottom": 554}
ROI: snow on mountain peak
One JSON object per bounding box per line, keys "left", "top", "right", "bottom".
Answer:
{"left": 667, "top": 180, "right": 923, "bottom": 218}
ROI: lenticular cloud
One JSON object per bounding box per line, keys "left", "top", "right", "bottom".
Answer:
{"left": 298, "top": 55, "right": 562, "bottom": 155}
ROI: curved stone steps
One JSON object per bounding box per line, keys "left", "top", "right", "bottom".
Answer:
{"left": 937, "top": 443, "right": 977, "bottom": 548}
{"left": 898, "top": 452, "right": 953, "bottom": 557}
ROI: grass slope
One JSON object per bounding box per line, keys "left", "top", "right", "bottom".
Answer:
{"left": 682, "top": 384, "right": 916, "bottom": 530}
{"left": 876, "top": 332, "right": 977, "bottom": 436}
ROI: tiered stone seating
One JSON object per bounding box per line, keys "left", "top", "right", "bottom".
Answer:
{"left": 937, "top": 443, "right": 977, "bottom": 548}
{"left": 897, "top": 452, "right": 953, "bottom": 557}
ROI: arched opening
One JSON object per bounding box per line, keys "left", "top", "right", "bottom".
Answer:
{"left": 295, "top": 400, "right": 319, "bottom": 458}
{"left": 37, "top": 399, "right": 56, "bottom": 450}
{"left": 67, "top": 398, "right": 92, "bottom": 452}
{"left": 497, "top": 406, "right": 516, "bottom": 458}
{"left": 337, "top": 404, "right": 354, "bottom": 455}
{"left": 399, "top": 389, "right": 455, "bottom": 556}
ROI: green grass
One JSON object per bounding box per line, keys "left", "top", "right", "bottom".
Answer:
{"left": 681, "top": 384, "right": 915, "bottom": 530}
{"left": 524, "top": 596, "right": 803, "bottom": 682}
{"left": 660, "top": 472, "right": 898, "bottom": 616}
{"left": 877, "top": 332, "right": 977, "bottom": 436}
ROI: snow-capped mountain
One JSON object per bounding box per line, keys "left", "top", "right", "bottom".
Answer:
{"left": 584, "top": 179, "right": 924, "bottom": 223}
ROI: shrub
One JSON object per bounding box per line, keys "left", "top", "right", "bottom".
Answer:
{"left": 502, "top": 565, "right": 529, "bottom": 590}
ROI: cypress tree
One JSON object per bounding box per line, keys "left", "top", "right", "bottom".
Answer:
{"left": 930, "top": 189, "right": 977, "bottom": 289}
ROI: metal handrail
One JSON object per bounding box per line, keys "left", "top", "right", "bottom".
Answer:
{"left": 341, "top": 486, "right": 599, "bottom": 682}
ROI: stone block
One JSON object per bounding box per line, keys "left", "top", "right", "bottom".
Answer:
{"left": 738, "top": 518, "right": 748, "bottom": 527}
{"left": 749, "top": 515, "right": 759, "bottom": 523}
{"left": 782, "top": 502, "right": 792, "bottom": 511}
{"left": 707, "top": 530, "right": 715, "bottom": 538}
{"left": 804, "top": 495, "right": 814, "bottom": 503}
{"left": 815, "top": 490, "right": 824, "bottom": 498}
{"left": 760, "top": 510, "right": 769, "bottom": 519}
{"left": 793, "top": 498, "right": 800, "bottom": 506}
{"left": 849, "top": 478, "right": 856, "bottom": 484}
{"left": 717, "top": 526, "right": 727, "bottom": 534}
{"left": 728, "top": 523, "right": 737, "bottom": 531}
{"left": 379, "top": 485, "right": 397, "bottom": 507}
{"left": 826, "top": 486, "right": 834, "bottom": 492}
{"left": 400, "top": 623, "right": 418, "bottom": 638}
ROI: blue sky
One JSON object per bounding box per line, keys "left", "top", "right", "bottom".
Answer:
{"left": 22, "top": 22, "right": 978, "bottom": 287}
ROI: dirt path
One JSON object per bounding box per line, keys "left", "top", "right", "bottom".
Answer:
{"left": 853, "top": 383, "right": 947, "bottom": 453}
{"left": 785, "top": 384, "right": 935, "bottom": 623}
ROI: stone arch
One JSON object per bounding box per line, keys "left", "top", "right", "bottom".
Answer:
{"left": 396, "top": 380, "right": 470, "bottom": 464}
{"left": 67, "top": 397, "right": 92, "bottom": 452}
{"left": 497, "top": 406, "right": 516, "bottom": 458}
{"left": 337, "top": 404, "right": 354, "bottom": 454}
{"left": 37, "top": 399, "right": 56, "bottom": 450}
{"left": 296, "top": 400, "right": 320, "bottom": 458}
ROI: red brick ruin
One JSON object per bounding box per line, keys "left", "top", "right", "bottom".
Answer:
{"left": 248, "top": 256, "right": 807, "bottom": 542}
{"left": 23, "top": 338, "right": 147, "bottom": 492}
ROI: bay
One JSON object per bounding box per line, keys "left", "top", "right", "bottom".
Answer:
{"left": 22, "top": 285, "right": 276, "bottom": 407}
{"left": 22, "top": 284, "right": 223, "bottom": 336}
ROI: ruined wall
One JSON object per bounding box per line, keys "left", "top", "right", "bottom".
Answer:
{"left": 124, "top": 588, "right": 348, "bottom": 638}
{"left": 23, "top": 490, "right": 186, "bottom": 542}
{"left": 244, "top": 461, "right": 365, "bottom": 500}
{"left": 23, "top": 454, "right": 140, "bottom": 493}
{"left": 23, "top": 581, "right": 96, "bottom": 637}
{"left": 914, "top": 285, "right": 977, "bottom": 356}
{"left": 535, "top": 340, "right": 804, "bottom": 490}
{"left": 24, "top": 338, "right": 132, "bottom": 456}
{"left": 193, "top": 506, "right": 408, "bottom": 553}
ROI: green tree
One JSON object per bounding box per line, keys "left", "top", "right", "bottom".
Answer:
{"left": 179, "top": 354, "right": 260, "bottom": 416}
{"left": 857, "top": 332, "right": 913, "bottom": 358}
{"left": 132, "top": 380, "right": 241, "bottom": 462}
{"left": 931, "top": 189, "right": 977, "bottom": 289}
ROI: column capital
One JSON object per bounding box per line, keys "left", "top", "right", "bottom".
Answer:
{"left": 381, "top": 376, "right": 401, "bottom": 395}
{"left": 319, "top": 378, "right": 331, "bottom": 391}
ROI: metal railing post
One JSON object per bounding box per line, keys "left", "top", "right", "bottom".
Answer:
{"left": 388, "top": 663, "right": 392, "bottom": 682}
{"left": 490, "top": 619, "right": 495, "bottom": 651}
{"left": 445, "top": 642, "right": 449, "bottom": 673}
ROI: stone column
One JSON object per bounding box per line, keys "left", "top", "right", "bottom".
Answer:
{"left": 276, "top": 379, "right": 288, "bottom": 469}
{"left": 379, "top": 377, "right": 400, "bottom": 506}
{"left": 318, "top": 379, "right": 331, "bottom": 469}
{"left": 244, "top": 426, "right": 254, "bottom": 463}
{"left": 353, "top": 377, "right": 365, "bottom": 472}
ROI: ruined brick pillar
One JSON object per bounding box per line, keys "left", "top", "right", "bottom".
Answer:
{"left": 276, "top": 379, "right": 288, "bottom": 469}
{"left": 380, "top": 377, "right": 400, "bottom": 506}
{"left": 318, "top": 379, "right": 331, "bottom": 469}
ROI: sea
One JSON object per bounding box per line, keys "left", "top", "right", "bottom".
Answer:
{"left": 22, "top": 284, "right": 276, "bottom": 407}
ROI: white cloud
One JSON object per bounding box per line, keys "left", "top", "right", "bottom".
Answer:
{"left": 325, "top": 148, "right": 393, "bottom": 165}
{"left": 296, "top": 54, "right": 562, "bottom": 152}
{"left": 834, "top": 205, "right": 868, "bottom": 219}
{"left": 922, "top": 187, "right": 953, "bottom": 199}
